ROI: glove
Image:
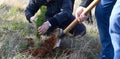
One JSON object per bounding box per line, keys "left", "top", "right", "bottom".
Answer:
{"left": 75, "top": 6, "right": 89, "bottom": 23}
{"left": 38, "top": 21, "right": 51, "bottom": 35}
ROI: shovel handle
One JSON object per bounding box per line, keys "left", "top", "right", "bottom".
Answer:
{"left": 63, "top": 0, "right": 100, "bottom": 34}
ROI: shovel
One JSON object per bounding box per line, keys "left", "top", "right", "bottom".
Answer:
{"left": 63, "top": 0, "right": 100, "bottom": 35}
{"left": 54, "top": 0, "right": 100, "bottom": 48}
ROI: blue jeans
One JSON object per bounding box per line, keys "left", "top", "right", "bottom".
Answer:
{"left": 95, "top": 0, "right": 116, "bottom": 59}
{"left": 109, "top": 0, "right": 120, "bottom": 59}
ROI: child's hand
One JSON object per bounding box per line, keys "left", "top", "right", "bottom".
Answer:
{"left": 38, "top": 21, "right": 51, "bottom": 35}
{"left": 75, "top": 6, "right": 89, "bottom": 23}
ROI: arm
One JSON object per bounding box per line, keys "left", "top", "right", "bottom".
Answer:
{"left": 25, "top": 0, "right": 45, "bottom": 23}
{"left": 48, "top": 0, "right": 73, "bottom": 28}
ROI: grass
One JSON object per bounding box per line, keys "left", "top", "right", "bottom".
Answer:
{"left": 0, "top": 0, "right": 101, "bottom": 59}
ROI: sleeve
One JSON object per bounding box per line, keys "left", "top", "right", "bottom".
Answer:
{"left": 48, "top": 0, "right": 73, "bottom": 28}
{"left": 25, "top": 0, "right": 44, "bottom": 23}
{"left": 80, "top": 0, "right": 93, "bottom": 7}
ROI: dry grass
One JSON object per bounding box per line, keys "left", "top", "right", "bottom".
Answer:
{"left": 0, "top": 0, "right": 101, "bottom": 59}
{"left": 1, "top": 0, "right": 29, "bottom": 9}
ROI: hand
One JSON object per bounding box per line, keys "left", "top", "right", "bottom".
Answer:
{"left": 30, "top": 15, "right": 37, "bottom": 23}
{"left": 75, "top": 6, "right": 88, "bottom": 23}
{"left": 38, "top": 21, "right": 51, "bottom": 35}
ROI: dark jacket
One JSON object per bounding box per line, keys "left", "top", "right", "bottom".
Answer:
{"left": 25, "top": 0, "right": 75, "bottom": 28}
{"left": 80, "top": 0, "right": 93, "bottom": 7}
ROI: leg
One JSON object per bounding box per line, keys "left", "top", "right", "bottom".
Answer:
{"left": 95, "top": 0, "right": 116, "bottom": 58}
{"left": 110, "top": 0, "right": 120, "bottom": 59}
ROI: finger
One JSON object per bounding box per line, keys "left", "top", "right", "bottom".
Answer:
{"left": 41, "top": 27, "right": 48, "bottom": 34}
{"left": 38, "top": 29, "right": 42, "bottom": 35}
{"left": 40, "top": 29, "right": 45, "bottom": 34}
{"left": 38, "top": 26, "right": 42, "bottom": 31}
{"left": 80, "top": 15, "right": 84, "bottom": 22}
{"left": 76, "top": 13, "right": 81, "bottom": 18}
{"left": 39, "top": 29, "right": 44, "bottom": 34}
{"left": 38, "top": 26, "right": 43, "bottom": 34}
{"left": 76, "top": 11, "right": 82, "bottom": 18}
{"left": 76, "top": 12, "right": 82, "bottom": 22}
{"left": 78, "top": 15, "right": 84, "bottom": 23}
{"left": 77, "top": 17, "right": 82, "bottom": 23}
{"left": 76, "top": 8, "right": 84, "bottom": 18}
{"left": 38, "top": 24, "right": 46, "bottom": 34}
{"left": 39, "top": 31, "right": 43, "bottom": 35}
{"left": 39, "top": 26, "right": 46, "bottom": 34}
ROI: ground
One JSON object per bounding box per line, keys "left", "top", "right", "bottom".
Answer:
{"left": 0, "top": 0, "right": 101, "bottom": 59}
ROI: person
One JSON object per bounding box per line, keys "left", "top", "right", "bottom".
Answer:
{"left": 109, "top": 0, "right": 120, "bottom": 59}
{"left": 75, "top": 0, "right": 118, "bottom": 59}
{"left": 25, "top": 0, "right": 86, "bottom": 36}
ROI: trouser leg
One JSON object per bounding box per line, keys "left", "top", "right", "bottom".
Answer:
{"left": 95, "top": 0, "right": 116, "bottom": 58}
{"left": 109, "top": 0, "right": 120, "bottom": 59}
